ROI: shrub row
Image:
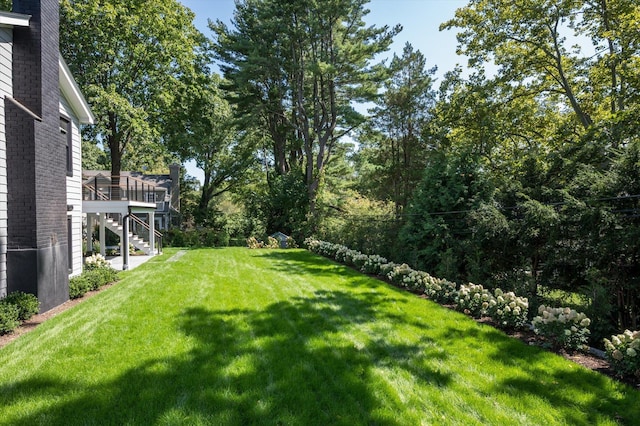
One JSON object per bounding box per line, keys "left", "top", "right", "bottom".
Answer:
{"left": 304, "top": 239, "right": 632, "bottom": 363}
{"left": 246, "top": 236, "right": 298, "bottom": 249}
{"left": 70, "top": 255, "right": 119, "bottom": 299}
{"left": 0, "top": 291, "right": 40, "bottom": 335}
{"left": 306, "top": 238, "right": 640, "bottom": 379}
{"left": 306, "top": 238, "right": 533, "bottom": 329}
{"left": 164, "top": 228, "right": 231, "bottom": 248}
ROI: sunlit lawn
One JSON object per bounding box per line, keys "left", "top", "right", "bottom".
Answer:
{"left": 0, "top": 247, "right": 638, "bottom": 425}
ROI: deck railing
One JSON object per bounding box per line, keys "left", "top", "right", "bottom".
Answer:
{"left": 82, "top": 174, "right": 159, "bottom": 203}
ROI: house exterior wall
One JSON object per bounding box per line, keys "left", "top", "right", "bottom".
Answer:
{"left": 61, "top": 92, "right": 82, "bottom": 277}
{"left": 0, "top": 27, "right": 11, "bottom": 298}
{"left": 7, "top": 0, "right": 70, "bottom": 312}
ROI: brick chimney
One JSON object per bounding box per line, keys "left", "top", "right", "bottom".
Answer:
{"left": 169, "top": 163, "right": 181, "bottom": 215}
{"left": 5, "top": 0, "right": 69, "bottom": 311}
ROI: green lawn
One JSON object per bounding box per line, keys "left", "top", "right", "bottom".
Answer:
{"left": 0, "top": 248, "right": 638, "bottom": 425}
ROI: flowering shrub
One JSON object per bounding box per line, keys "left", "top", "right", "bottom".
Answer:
{"left": 246, "top": 237, "right": 264, "bottom": 249}
{"left": 603, "top": 330, "right": 640, "bottom": 379}
{"left": 304, "top": 237, "right": 320, "bottom": 251}
{"left": 361, "top": 255, "right": 388, "bottom": 275}
{"left": 375, "top": 261, "right": 393, "bottom": 276}
{"left": 266, "top": 236, "right": 280, "bottom": 249}
{"left": 352, "top": 253, "right": 370, "bottom": 270}
{"left": 423, "top": 276, "right": 458, "bottom": 304}
{"left": 532, "top": 305, "right": 591, "bottom": 351}
{"left": 488, "top": 289, "right": 529, "bottom": 329}
{"left": 335, "top": 246, "right": 362, "bottom": 266}
{"left": 386, "top": 263, "right": 413, "bottom": 286}
{"left": 305, "top": 238, "right": 341, "bottom": 259}
{"left": 455, "top": 283, "right": 494, "bottom": 318}
{"left": 84, "top": 253, "right": 110, "bottom": 270}
{"left": 286, "top": 236, "right": 298, "bottom": 248}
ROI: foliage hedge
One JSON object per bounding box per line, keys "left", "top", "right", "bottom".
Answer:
{"left": 164, "top": 228, "right": 232, "bottom": 248}
{"left": 0, "top": 291, "right": 40, "bottom": 335}
{"left": 2, "top": 291, "right": 39, "bottom": 321}
{"left": 0, "top": 303, "right": 19, "bottom": 335}
{"left": 70, "top": 263, "right": 119, "bottom": 300}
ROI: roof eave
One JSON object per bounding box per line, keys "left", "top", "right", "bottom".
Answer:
{"left": 0, "top": 11, "right": 31, "bottom": 28}
{"left": 59, "top": 55, "right": 95, "bottom": 124}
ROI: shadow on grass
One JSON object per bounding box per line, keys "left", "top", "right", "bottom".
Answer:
{"left": 254, "top": 249, "right": 372, "bottom": 281}
{"left": 437, "top": 322, "right": 640, "bottom": 424}
{"left": 0, "top": 288, "right": 449, "bottom": 425}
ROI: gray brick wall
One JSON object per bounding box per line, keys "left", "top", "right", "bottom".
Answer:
{"left": 7, "top": 0, "right": 69, "bottom": 311}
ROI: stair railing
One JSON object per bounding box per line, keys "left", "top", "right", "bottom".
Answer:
{"left": 130, "top": 214, "right": 163, "bottom": 254}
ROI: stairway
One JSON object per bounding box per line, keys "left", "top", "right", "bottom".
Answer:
{"left": 103, "top": 216, "right": 152, "bottom": 255}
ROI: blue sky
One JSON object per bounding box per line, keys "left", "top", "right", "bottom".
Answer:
{"left": 178, "top": 0, "right": 469, "bottom": 182}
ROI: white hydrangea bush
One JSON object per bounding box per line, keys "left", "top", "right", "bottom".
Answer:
{"left": 386, "top": 263, "right": 415, "bottom": 287}
{"left": 532, "top": 305, "right": 591, "bottom": 351}
{"left": 423, "top": 276, "right": 458, "bottom": 304}
{"left": 379, "top": 262, "right": 398, "bottom": 277}
{"left": 361, "top": 255, "right": 388, "bottom": 275}
{"left": 455, "top": 283, "right": 494, "bottom": 318}
{"left": 603, "top": 329, "right": 640, "bottom": 379}
{"left": 352, "top": 253, "right": 370, "bottom": 270}
{"left": 305, "top": 238, "right": 341, "bottom": 259}
{"left": 488, "top": 288, "right": 529, "bottom": 329}
{"left": 84, "top": 253, "right": 110, "bottom": 270}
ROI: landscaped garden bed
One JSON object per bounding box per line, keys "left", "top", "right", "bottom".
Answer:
{"left": 305, "top": 238, "right": 640, "bottom": 390}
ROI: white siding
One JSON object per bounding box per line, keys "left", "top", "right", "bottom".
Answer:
{"left": 0, "top": 27, "right": 11, "bottom": 297}
{"left": 61, "top": 92, "right": 83, "bottom": 277}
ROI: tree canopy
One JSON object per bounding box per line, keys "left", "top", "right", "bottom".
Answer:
{"left": 60, "top": 0, "right": 206, "bottom": 180}
{"left": 212, "top": 0, "right": 400, "bottom": 229}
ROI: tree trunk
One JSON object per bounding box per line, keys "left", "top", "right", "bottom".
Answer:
{"left": 197, "top": 169, "right": 214, "bottom": 224}
{"left": 109, "top": 121, "right": 122, "bottom": 200}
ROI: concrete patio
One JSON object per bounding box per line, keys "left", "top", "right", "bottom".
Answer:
{"left": 107, "top": 254, "right": 154, "bottom": 271}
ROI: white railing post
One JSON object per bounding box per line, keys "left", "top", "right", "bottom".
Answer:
{"left": 99, "top": 213, "right": 106, "bottom": 257}
{"left": 87, "top": 214, "right": 94, "bottom": 253}
{"left": 122, "top": 213, "right": 130, "bottom": 270}
{"left": 149, "top": 211, "right": 155, "bottom": 255}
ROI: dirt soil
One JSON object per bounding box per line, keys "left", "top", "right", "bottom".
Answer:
{"left": 1, "top": 280, "right": 638, "bottom": 391}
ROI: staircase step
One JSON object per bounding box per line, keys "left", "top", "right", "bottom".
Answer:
{"left": 101, "top": 216, "right": 154, "bottom": 255}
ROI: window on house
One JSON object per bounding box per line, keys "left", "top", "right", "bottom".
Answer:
{"left": 60, "top": 116, "right": 72, "bottom": 176}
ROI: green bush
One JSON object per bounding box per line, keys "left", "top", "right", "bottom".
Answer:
{"left": 85, "top": 270, "right": 103, "bottom": 291}
{"left": 165, "top": 228, "right": 232, "bottom": 248}
{"left": 3, "top": 291, "right": 39, "bottom": 320}
{"left": 69, "top": 266, "right": 118, "bottom": 299}
{"left": 69, "top": 275, "right": 91, "bottom": 299}
{"left": 0, "top": 303, "right": 20, "bottom": 335}
{"left": 86, "top": 267, "right": 119, "bottom": 291}
{"left": 94, "top": 267, "right": 118, "bottom": 286}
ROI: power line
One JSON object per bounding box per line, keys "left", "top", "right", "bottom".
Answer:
{"left": 332, "top": 193, "right": 640, "bottom": 220}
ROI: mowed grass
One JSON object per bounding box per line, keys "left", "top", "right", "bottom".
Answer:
{"left": 0, "top": 248, "right": 638, "bottom": 425}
